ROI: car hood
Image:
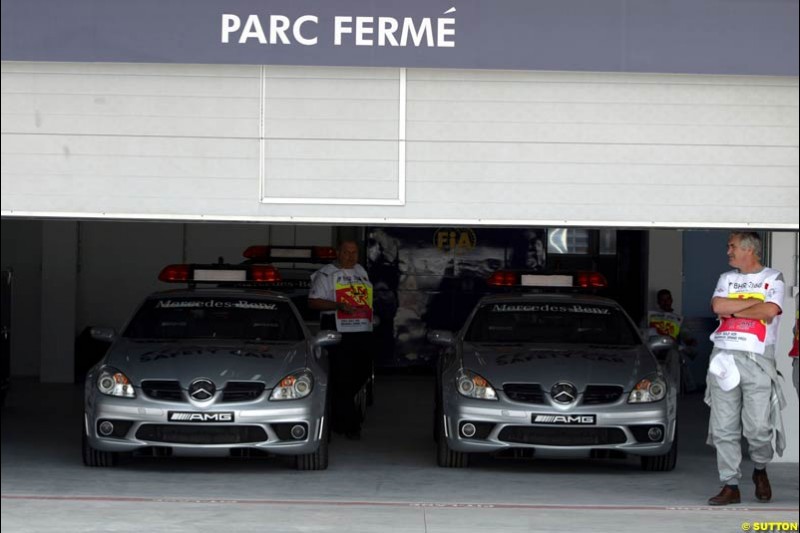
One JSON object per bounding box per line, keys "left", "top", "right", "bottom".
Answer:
{"left": 104, "top": 339, "right": 308, "bottom": 387}
{"left": 461, "top": 342, "right": 658, "bottom": 392}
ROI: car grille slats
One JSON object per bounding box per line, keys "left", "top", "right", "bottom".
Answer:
{"left": 504, "top": 384, "right": 545, "bottom": 404}
{"left": 505, "top": 384, "right": 623, "bottom": 405}
{"left": 582, "top": 385, "right": 623, "bottom": 405}
{"left": 222, "top": 382, "right": 265, "bottom": 403}
{"left": 498, "top": 426, "right": 627, "bottom": 446}
{"left": 136, "top": 424, "right": 268, "bottom": 444}
{"left": 141, "top": 380, "right": 183, "bottom": 402}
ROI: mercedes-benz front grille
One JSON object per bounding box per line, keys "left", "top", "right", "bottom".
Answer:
{"left": 221, "top": 382, "right": 265, "bottom": 403}
{"left": 504, "top": 384, "right": 545, "bottom": 404}
{"left": 498, "top": 426, "right": 627, "bottom": 446}
{"left": 141, "top": 380, "right": 184, "bottom": 402}
{"left": 135, "top": 424, "right": 268, "bottom": 444}
{"left": 582, "top": 385, "right": 623, "bottom": 405}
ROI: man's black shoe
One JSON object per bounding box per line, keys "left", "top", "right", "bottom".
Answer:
{"left": 708, "top": 485, "right": 741, "bottom": 506}
{"left": 753, "top": 469, "right": 772, "bottom": 502}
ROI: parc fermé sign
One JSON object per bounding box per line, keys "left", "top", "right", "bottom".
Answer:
{"left": 1, "top": 0, "right": 797, "bottom": 76}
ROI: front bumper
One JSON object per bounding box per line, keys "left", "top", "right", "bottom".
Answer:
{"left": 84, "top": 388, "right": 327, "bottom": 456}
{"left": 442, "top": 394, "right": 676, "bottom": 457}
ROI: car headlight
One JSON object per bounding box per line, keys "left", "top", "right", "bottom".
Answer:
{"left": 628, "top": 374, "right": 667, "bottom": 403}
{"left": 456, "top": 369, "right": 497, "bottom": 401}
{"left": 270, "top": 370, "right": 314, "bottom": 400}
{"left": 96, "top": 367, "right": 136, "bottom": 398}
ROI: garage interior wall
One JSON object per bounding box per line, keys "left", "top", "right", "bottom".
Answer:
{"left": 0, "top": 220, "right": 331, "bottom": 378}
{"left": 2, "top": 62, "right": 797, "bottom": 228}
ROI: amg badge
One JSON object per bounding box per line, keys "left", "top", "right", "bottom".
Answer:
{"left": 532, "top": 414, "right": 596, "bottom": 425}
{"left": 168, "top": 411, "right": 234, "bottom": 422}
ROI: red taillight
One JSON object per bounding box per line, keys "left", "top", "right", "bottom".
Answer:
{"left": 575, "top": 271, "right": 607, "bottom": 288}
{"left": 243, "top": 245, "right": 270, "bottom": 259}
{"left": 312, "top": 246, "right": 337, "bottom": 261}
{"left": 158, "top": 264, "right": 190, "bottom": 283}
{"left": 250, "top": 265, "right": 281, "bottom": 283}
{"left": 487, "top": 271, "right": 520, "bottom": 286}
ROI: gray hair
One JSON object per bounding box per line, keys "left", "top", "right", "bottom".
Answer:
{"left": 729, "top": 231, "right": 762, "bottom": 259}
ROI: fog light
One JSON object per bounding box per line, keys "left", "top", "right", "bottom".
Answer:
{"left": 461, "top": 423, "right": 477, "bottom": 438}
{"left": 99, "top": 421, "right": 114, "bottom": 436}
{"left": 648, "top": 427, "right": 663, "bottom": 441}
{"left": 290, "top": 424, "right": 307, "bottom": 440}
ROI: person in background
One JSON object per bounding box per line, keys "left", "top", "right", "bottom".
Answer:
{"left": 510, "top": 229, "right": 546, "bottom": 271}
{"left": 790, "top": 293, "right": 798, "bottom": 397}
{"left": 646, "top": 289, "right": 697, "bottom": 393}
{"left": 648, "top": 289, "right": 685, "bottom": 339}
{"left": 704, "top": 232, "right": 786, "bottom": 506}
{"left": 308, "top": 240, "right": 373, "bottom": 440}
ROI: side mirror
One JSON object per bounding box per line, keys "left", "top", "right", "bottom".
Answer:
{"left": 90, "top": 327, "right": 116, "bottom": 342}
{"left": 427, "top": 330, "right": 455, "bottom": 346}
{"left": 648, "top": 334, "right": 676, "bottom": 352}
{"left": 313, "top": 330, "right": 342, "bottom": 347}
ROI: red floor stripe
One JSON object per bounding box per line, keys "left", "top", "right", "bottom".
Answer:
{"left": 2, "top": 494, "right": 798, "bottom": 512}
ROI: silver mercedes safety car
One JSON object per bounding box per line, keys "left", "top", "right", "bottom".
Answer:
{"left": 430, "top": 283, "right": 678, "bottom": 471}
{"left": 82, "top": 263, "right": 340, "bottom": 470}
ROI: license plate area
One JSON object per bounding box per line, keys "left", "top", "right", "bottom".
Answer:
{"left": 531, "top": 414, "right": 596, "bottom": 425}
{"left": 168, "top": 411, "right": 235, "bottom": 423}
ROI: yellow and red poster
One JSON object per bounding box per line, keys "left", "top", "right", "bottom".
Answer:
{"left": 334, "top": 272, "right": 373, "bottom": 333}
{"left": 712, "top": 292, "right": 768, "bottom": 354}
{"left": 647, "top": 311, "right": 683, "bottom": 339}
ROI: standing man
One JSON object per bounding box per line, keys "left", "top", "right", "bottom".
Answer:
{"left": 705, "top": 232, "right": 786, "bottom": 506}
{"left": 308, "top": 240, "right": 373, "bottom": 440}
{"left": 790, "top": 294, "right": 799, "bottom": 397}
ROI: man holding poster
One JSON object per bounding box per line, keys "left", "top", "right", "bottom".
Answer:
{"left": 309, "top": 240, "right": 373, "bottom": 440}
{"left": 705, "top": 232, "right": 786, "bottom": 506}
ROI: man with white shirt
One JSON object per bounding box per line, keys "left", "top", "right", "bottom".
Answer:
{"left": 705, "top": 232, "right": 786, "bottom": 506}
{"left": 309, "top": 240, "right": 373, "bottom": 440}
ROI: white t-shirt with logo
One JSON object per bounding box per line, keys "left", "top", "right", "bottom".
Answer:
{"left": 309, "top": 263, "right": 373, "bottom": 333}
{"left": 710, "top": 267, "right": 785, "bottom": 354}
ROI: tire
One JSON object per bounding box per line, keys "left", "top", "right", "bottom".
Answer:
{"left": 296, "top": 423, "right": 329, "bottom": 471}
{"left": 640, "top": 427, "right": 678, "bottom": 472}
{"left": 433, "top": 393, "right": 442, "bottom": 443}
{"left": 436, "top": 414, "right": 469, "bottom": 468}
{"left": 355, "top": 385, "right": 368, "bottom": 424}
{"left": 82, "top": 428, "right": 119, "bottom": 467}
{"left": 366, "top": 372, "right": 375, "bottom": 407}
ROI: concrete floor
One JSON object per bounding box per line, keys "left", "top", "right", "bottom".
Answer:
{"left": 1, "top": 376, "right": 798, "bottom": 532}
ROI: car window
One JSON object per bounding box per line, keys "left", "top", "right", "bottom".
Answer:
{"left": 465, "top": 301, "right": 640, "bottom": 346}
{"left": 123, "top": 297, "right": 304, "bottom": 341}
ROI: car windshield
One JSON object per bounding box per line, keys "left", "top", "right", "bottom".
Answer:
{"left": 465, "top": 301, "right": 640, "bottom": 346}
{"left": 123, "top": 297, "right": 304, "bottom": 341}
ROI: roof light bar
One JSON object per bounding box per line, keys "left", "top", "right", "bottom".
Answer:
{"left": 576, "top": 271, "right": 608, "bottom": 288}
{"left": 243, "top": 245, "right": 336, "bottom": 262}
{"left": 158, "top": 264, "right": 281, "bottom": 284}
{"left": 487, "top": 271, "right": 520, "bottom": 287}
{"left": 158, "top": 264, "right": 190, "bottom": 282}
{"left": 487, "top": 270, "right": 608, "bottom": 289}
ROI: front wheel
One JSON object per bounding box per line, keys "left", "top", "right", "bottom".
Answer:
{"left": 296, "top": 424, "right": 329, "bottom": 471}
{"left": 640, "top": 428, "right": 678, "bottom": 472}
{"left": 82, "top": 426, "right": 119, "bottom": 467}
{"left": 436, "top": 414, "right": 469, "bottom": 468}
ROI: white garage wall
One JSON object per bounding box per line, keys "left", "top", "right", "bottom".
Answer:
{"left": 2, "top": 62, "right": 797, "bottom": 228}
{"left": 262, "top": 67, "right": 402, "bottom": 203}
